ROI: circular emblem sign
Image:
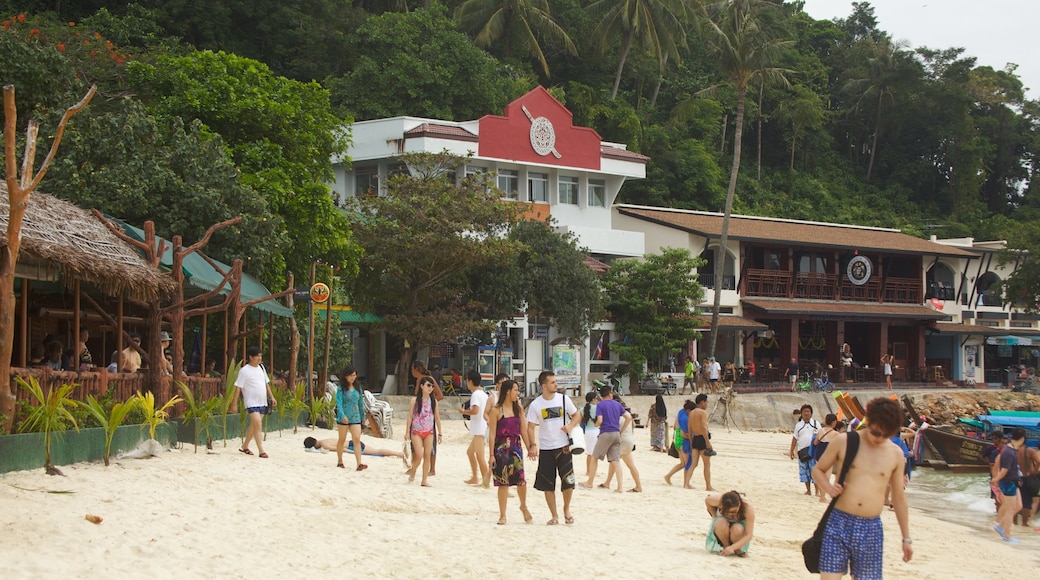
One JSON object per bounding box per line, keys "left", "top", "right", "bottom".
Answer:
{"left": 846, "top": 256, "right": 872, "bottom": 286}
{"left": 521, "top": 105, "right": 561, "bottom": 159}
{"left": 310, "top": 282, "right": 331, "bottom": 303}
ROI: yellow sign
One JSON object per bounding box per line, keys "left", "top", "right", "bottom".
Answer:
{"left": 310, "top": 282, "right": 331, "bottom": 304}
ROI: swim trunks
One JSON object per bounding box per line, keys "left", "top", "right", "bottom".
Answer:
{"left": 998, "top": 480, "right": 1019, "bottom": 497}
{"left": 820, "top": 508, "right": 883, "bottom": 580}
{"left": 691, "top": 435, "right": 708, "bottom": 451}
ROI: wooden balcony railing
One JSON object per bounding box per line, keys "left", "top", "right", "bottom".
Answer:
{"left": 743, "top": 270, "right": 922, "bottom": 304}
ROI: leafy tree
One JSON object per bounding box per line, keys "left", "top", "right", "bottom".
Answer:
{"left": 43, "top": 99, "right": 281, "bottom": 272}
{"left": 601, "top": 248, "right": 703, "bottom": 376}
{"left": 584, "top": 0, "right": 688, "bottom": 100}
{"left": 343, "top": 152, "right": 526, "bottom": 385}
{"left": 694, "top": 0, "right": 791, "bottom": 357}
{"left": 842, "top": 35, "right": 909, "bottom": 182}
{"left": 326, "top": 6, "right": 528, "bottom": 121}
{"left": 125, "top": 50, "right": 359, "bottom": 285}
{"left": 455, "top": 0, "right": 577, "bottom": 77}
{"left": 776, "top": 84, "right": 826, "bottom": 170}
{"left": 487, "top": 219, "right": 605, "bottom": 338}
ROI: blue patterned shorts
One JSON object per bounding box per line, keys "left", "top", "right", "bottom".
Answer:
{"left": 820, "top": 508, "right": 884, "bottom": 580}
{"left": 798, "top": 456, "right": 815, "bottom": 483}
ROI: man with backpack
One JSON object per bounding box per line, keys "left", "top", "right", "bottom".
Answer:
{"left": 788, "top": 404, "right": 820, "bottom": 496}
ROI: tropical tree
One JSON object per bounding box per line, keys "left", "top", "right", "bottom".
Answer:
{"left": 776, "top": 84, "right": 826, "bottom": 170}
{"left": 343, "top": 151, "right": 526, "bottom": 387}
{"left": 16, "top": 377, "right": 79, "bottom": 475}
{"left": 585, "top": 0, "right": 688, "bottom": 99}
{"left": 177, "top": 382, "right": 222, "bottom": 452}
{"left": 601, "top": 248, "right": 704, "bottom": 377}
{"left": 694, "top": 0, "right": 792, "bottom": 357}
{"left": 842, "top": 35, "right": 909, "bottom": 182}
{"left": 135, "top": 390, "right": 182, "bottom": 441}
{"left": 454, "top": 0, "right": 577, "bottom": 77}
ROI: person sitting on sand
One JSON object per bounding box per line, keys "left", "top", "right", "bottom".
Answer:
{"left": 303, "top": 437, "right": 409, "bottom": 468}
{"left": 704, "top": 491, "right": 754, "bottom": 556}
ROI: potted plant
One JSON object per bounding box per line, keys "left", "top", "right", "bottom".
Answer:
{"left": 16, "top": 376, "right": 78, "bottom": 475}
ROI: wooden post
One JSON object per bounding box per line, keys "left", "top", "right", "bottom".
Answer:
{"left": 307, "top": 261, "right": 316, "bottom": 400}
{"left": 322, "top": 274, "right": 333, "bottom": 389}
{"left": 17, "top": 278, "right": 28, "bottom": 366}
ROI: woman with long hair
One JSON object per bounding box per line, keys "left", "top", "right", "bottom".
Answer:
{"left": 704, "top": 490, "right": 755, "bottom": 556}
{"left": 648, "top": 394, "right": 668, "bottom": 452}
{"left": 405, "top": 376, "right": 442, "bottom": 486}
{"left": 664, "top": 400, "right": 696, "bottom": 487}
{"left": 580, "top": 391, "right": 601, "bottom": 476}
{"left": 410, "top": 359, "right": 443, "bottom": 474}
{"left": 335, "top": 366, "right": 367, "bottom": 471}
{"left": 487, "top": 380, "right": 533, "bottom": 524}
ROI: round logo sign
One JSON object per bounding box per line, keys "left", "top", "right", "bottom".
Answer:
{"left": 310, "top": 282, "right": 331, "bottom": 303}
{"left": 846, "top": 256, "right": 872, "bottom": 286}
{"left": 521, "top": 105, "right": 561, "bottom": 159}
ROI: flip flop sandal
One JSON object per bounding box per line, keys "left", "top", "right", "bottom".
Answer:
{"left": 356, "top": 464, "right": 368, "bottom": 471}
{"left": 239, "top": 448, "right": 253, "bottom": 455}
{"left": 258, "top": 453, "right": 269, "bottom": 458}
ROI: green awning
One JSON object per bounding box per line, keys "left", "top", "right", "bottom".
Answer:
{"left": 114, "top": 219, "right": 294, "bottom": 318}
{"left": 316, "top": 306, "right": 382, "bottom": 324}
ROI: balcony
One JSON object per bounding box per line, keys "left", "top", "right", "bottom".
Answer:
{"left": 699, "top": 274, "right": 737, "bottom": 291}
{"left": 743, "top": 270, "right": 921, "bottom": 304}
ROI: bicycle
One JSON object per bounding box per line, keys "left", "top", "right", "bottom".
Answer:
{"left": 794, "top": 374, "right": 815, "bottom": 393}
{"left": 812, "top": 375, "right": 834, "bottom": 393}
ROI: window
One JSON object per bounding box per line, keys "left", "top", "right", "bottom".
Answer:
{"left": 465, "top": 165, "right": 488, "bottom": 176}
{"left": 588, "top": 179, "right": 606, "bottom": 207}
{"left": 355, "top": 167, "right": 379, "bottom": 196}
{"left": 498, "top": 170, "right": 519, "bottom": 200}
{"left": 559, "top": 176, "right": 578, "bottom": 205}
{"left": 529, "top": 172, "right": 548, "bottom": 203}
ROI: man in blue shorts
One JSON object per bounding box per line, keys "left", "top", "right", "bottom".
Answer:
{"left": 811, "top": 398, "right": 912, "bottom": 579}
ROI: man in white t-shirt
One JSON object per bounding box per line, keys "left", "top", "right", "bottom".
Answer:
{"left": 526, "top": 371, "right": 581, "bottom": 525}
{"left": 708, "top": 357, "right": 722, "bottom": 393}
{"left": 787, "top": 404, "right": 821, "bottom": 496}
{"left": 461, "top": 370, "right": 490, "bottom": 487}
{"left": 231, "top": 346, "right": 276, "bottom": 458}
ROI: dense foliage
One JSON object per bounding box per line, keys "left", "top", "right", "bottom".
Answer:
{"left": 3, "top": 0, "right": 1039, "bottom": 307}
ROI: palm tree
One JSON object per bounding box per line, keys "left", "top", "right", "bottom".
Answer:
{"left": 454, "top": 0, "right": 577, "bottom": 77}
{"left": 694, "top": 0, "right": 791, "bottom": 357}
{"left": 843, "top": 35, "right": 908, "bottom": 182}
{"left": 776, "top": 85, "right": 826, "bottom": 170}
{"left": 17, "top": 377, "right": 79, "bottom": 475}
{"left": 585, "top": 0, "right": 689, "bottom": 100}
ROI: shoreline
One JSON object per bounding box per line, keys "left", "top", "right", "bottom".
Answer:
{"left": 1, "top": 416, "right": 1037, "bottom": 579}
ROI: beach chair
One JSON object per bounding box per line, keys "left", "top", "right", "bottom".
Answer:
{"left": 364, "top": 389, "right": 394, "bottom": 439}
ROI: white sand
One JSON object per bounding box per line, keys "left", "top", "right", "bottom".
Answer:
{"left": 1, "top": 416, "right": 1037, "bottom": 579}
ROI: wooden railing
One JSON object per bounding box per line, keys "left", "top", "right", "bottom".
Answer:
{"left": 743, "top": 270, "right": 921, "bottom": 304}
{"left": 793, "top": 272, "right": 838, "bottom": 300}
{"left": 9, "top": 367, "right": 229, "bottom": 419}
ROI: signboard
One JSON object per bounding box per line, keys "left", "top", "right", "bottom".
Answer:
{"left": 552, "top": 343, "right": 582, "bottom": 387}
{"left": 310, "top": 282, "right": 331, "bottom": 304}
{"left": 294, "top": 287, "right": 311, "bottom": 302}
{"left": 846, "top": 256, "right": 872, "bottom": 286}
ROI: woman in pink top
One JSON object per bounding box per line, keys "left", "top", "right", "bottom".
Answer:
{"left": 406, "top": 376, "right": 442, "bottom": 486}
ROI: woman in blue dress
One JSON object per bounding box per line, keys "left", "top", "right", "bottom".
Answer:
{"left": 487, "top": 380, "right": 533, "bottom": 525}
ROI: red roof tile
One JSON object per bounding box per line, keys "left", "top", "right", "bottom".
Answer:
{"left": 601, "top": 146, "right": 649, "bottom": 163}
{"left": 403, "top": 123, "right": 479, "bottom": 142}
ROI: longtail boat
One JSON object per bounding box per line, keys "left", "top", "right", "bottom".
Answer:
{"left": 902, "top": 396, "right": 992, "bottom": 472}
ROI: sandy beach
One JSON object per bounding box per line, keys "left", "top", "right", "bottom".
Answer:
{"left": 2, "top": 409, "right": 1037, "bottom": 579}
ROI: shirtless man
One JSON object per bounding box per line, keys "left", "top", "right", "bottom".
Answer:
{"left": 811, "top": 397, "right": 912, "bottom": 579}
{"left": 688, "top": 393, "right": 717, "bottom": 491}
{"left": 303, "top": 436, "right": 409, "bottom": 468}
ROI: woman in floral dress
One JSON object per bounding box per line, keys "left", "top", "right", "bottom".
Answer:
{"left": 487, "top": 380, "right": 533, "bottom": 525}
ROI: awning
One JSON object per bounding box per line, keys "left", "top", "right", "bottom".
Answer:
{"left": 316, "top": 306, "right": 383, "bottom": 324}
{"left": 985, "top": 335, "right": 1040, "bottom": 346}
{"left": 696, "top": 314, "right": 768, "bottom": 331}
{"left": 741, "top": 298, "right": 950, "bottom": 321}
{"left": 934, "top": 323, "right": 1005, "bottom": 335}
{"left": 114, "top": 219, "right": 294, "bottom": 318}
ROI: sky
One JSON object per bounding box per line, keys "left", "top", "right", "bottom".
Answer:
{"left": 799, "top": 0, "right": 1039, "bottom": 99}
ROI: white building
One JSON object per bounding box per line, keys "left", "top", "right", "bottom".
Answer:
{"left": 331, "top": 87, "right": 648, "bottom": 393}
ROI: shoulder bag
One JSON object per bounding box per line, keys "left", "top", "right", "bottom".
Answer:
{"left": 801, "top": 431, "right": 860, "bottom": 573}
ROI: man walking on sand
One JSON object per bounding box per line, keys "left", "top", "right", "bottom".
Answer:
{"left": 812, "top": 397, "right": 913, "bottom": 578}
{"left": 527, "top": 371, "right": 581, "bottom": 525}
{"left": 231, "top": 346, "right": 277, "bottom": 458}
{"left": 789, "top": 404, "right": 820, "bottom": 496}
{"left": 581, "top": 384, "right": 631, "bottom": 491}
{"left": 681, "top": 357, "right": 698, "bottom": 396}
{"left": 708, "top": 357, "right": 722, "bottom": 394}
{"left": 688, "top": 393, "right": 717, "bottom": 491}
{"left": 461, "top": 370, "right": 490, "bottom": 487}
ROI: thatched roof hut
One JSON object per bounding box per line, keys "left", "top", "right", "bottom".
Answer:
{"left": 0, "top": 183, "right": 173, "bottom": 301}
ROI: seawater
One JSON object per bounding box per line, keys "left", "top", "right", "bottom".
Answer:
{"left": 905, "top": 468, "right": 995, "bottom": 532}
